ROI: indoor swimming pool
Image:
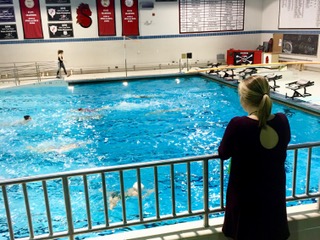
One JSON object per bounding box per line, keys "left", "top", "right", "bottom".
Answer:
{"left": 0, "top": 75, "right": 319, "bottom": 239}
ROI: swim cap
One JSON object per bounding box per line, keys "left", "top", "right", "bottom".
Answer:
{"left": 133, "top": 182, "right": 144, "bottom": 191}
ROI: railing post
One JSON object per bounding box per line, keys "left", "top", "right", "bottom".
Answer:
{"left": 318, "top": 181, "right": 320, "bottom": 211}
{"left": 13, "top": 63, "right": 19, "bottom": 86}
{"left": 2, "top": 186, "right": 14, "bottom": 240}
{"left": 62, "top": 177, "right": 75, "bottom": 240}
{"left": 203, "top": 158, "right": 209, "bottom": 227}
{"left": 35, "top": 62, "right": 41, "bottom": 82}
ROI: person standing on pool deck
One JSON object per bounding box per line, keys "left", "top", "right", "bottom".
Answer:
{"left": 56, "top": 50, "right": 70, "bottom": 78}
{"left": 218, "top": 75, "right": 291, "bottom": 240}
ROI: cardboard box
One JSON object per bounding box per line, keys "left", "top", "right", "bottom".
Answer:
{"left": 273, "top": 33, "right": 283, "bottom": 54}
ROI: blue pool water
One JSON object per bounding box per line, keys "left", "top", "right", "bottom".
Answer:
{"left": 0, "top": 76, "right": 319, "bottom": 239}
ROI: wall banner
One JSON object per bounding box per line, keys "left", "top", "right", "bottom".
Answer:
{"left": 48, "top": 23, "right": 73, "bottom": 38}
{"left": 0, "top": 24, "right": 18, "bottom": 39}
{"left": 121, "top": 0, "right": 139, "bottom": 36}
{"left": 76, "top": 3, "right": 92, "bottom": 28}
{"left": 0, "top": 6, "right": 15, "bottom": 22}
{"left": 45, "top": 0, "right": 70, "bottom": 4}
{"left": 96, "top": 0, "right": 116, "bottom": 36}
{"left": 0, "top": 0, "right": 13, "bottom": 4}
{"left": 19, "top": 0, "right": 43, "bottom": 39}
{"left": 47, "top": 6, "right": 72, "bottom": 21}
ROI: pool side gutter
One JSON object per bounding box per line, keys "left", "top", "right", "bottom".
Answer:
{"left": 66, "top": 72, "right": 187, "bottom": 85}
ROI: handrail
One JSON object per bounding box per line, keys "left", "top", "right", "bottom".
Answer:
{"left": 0, "top": 61, "right": 58, "bottom": 85}
{"left": 0, "top": 60, "right": 210, "bottom": 87}
{"left": 0, "top": 154, "right": 216, "bottom": 185}
{"left": 287, "top": 141, "right": 320, "bottom": 149}
{"left": 0, "top": 142, "right": 319, "bottom": 240}
{"left": 1, "top": 142, "right": 319, "bottom": 186}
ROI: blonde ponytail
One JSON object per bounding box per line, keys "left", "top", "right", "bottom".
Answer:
{"left": 239, "top": 75, "right": 272, "bottom": 128}
{"left": 258, "top": 93, "right": 272, "bottom": 127}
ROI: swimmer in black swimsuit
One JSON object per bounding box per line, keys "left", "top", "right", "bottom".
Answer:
{"left": 109, "top": 182, "right": 154, "bottom": 210}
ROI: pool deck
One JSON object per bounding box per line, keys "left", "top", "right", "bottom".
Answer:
{"left": 1, "top": 66, "right": 320, "bottom": 113}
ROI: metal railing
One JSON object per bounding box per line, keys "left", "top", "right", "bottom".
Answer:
{"left": 0, "top": 61, "right": 59, "bottom": 85}
{"left": 0, "top": 60, "right": 214, "bottom": 87}
{"left": 0, "top": 142, "right": 319, "bottom": 240}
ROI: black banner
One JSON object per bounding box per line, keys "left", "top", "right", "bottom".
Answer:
{"left": 48, "top": 23, "right": 73, "bottom": 38}
{"left": 0, "top": 24, "right": 18, "bottom": 39}
{"left": 0, "top": 0, "right": 13, "bottom": 4}
{"left": 0, "top": 7, "right": 15, "bottom": 22}
{"left": 47, "top": 6, "right": 72, "bottom": 21}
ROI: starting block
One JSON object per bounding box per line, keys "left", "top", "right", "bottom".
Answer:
{"left": 285, "top": 80, "right": 314, "bottom": 99}
{"left": 239, "top": 67, "right": 258, "bottom": 79}
{"left": 265, "top": 74, "right": 282, "bottom": 91}
{"left": 207, "top": 63, "right": 222, "bottom": 74}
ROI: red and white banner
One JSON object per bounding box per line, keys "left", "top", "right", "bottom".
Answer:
{"left": 120, "top": 0, "right": 139, "bottom": 36}
{"left": 96, "top": 0, "right": 116, "bottom": 36}
{"left": 19, "top": 0, "right": 43, "bottom": 39}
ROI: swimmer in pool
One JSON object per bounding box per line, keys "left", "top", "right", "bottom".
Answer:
{"left": 69, "top": 108, "right": 103, "bottom": 121}
{"left": 27, "top": 141, "right": 89, "bottom": 154}
{"left": 109, "top": 182, "right": 154, "bottom": 210}
{"left": 77, "top": 108, "right": 95, "bottom": 112}
{"left": 147, "top": 108, "right": 181, "bottom": 115}
{"left": 75, "top": 105, "right": 111, "bottom": 112}
{"left": 23, "top": 115, "right": 32, "bottom": 121}
{"left": 75, "top": 114, "right": 103, "bottom": 121}
{"left": 70, "top": 106, "right": 110, "bottom": 121}
{"left": 7, "top": 115, "right": 32, "bottom": 126}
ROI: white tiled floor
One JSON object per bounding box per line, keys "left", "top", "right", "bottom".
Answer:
{"left": 253, "top": 66, "right": 320, "bottom": 106}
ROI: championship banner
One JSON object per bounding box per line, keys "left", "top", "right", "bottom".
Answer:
{"left": 48, "top": 23, "right": 73, "bottom": 38}
{"left": 0, "top": 0, "right": 13, "bottom": 4}
{"left": 0, "top": 7, "right": 15, "bottom": 22}
{"left": 96, "top": 0, "right": 116, "bottom": 36}
{"left": 19, "top": 0, "right": 43, "bottom": 39}
{"left": 0, "top": 24, "right": 18, "bottom": 39}
{"left": 121, "top": 0, "right": 139, "bottom": 36}
{"left": 47, "top": 6, "right": 72, "bottom": 21}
